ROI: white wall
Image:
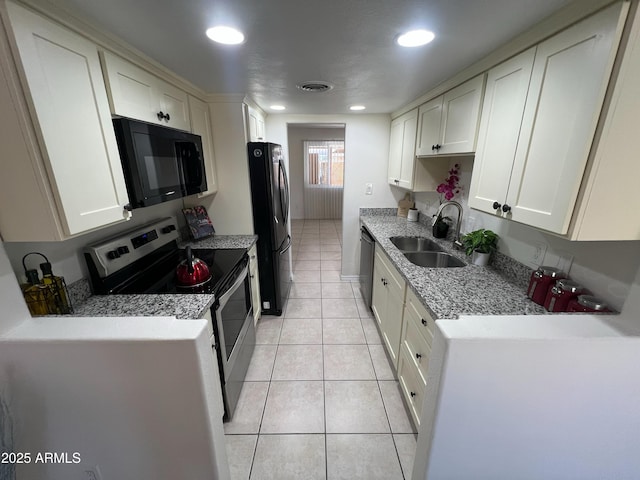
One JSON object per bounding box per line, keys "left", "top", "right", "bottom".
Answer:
{"left": 3, "top": 199, "right": 184, "bottom": 286}
{"left": 192, "top": 101, "right": 254, "bottom": 235}
{"left": 266, "top": 114, "right": 402, "bottom": 277}
{"left": 0, "top": 243, "right": 29, "bottom": 335}
{"left": 287, "top": 126, "right": 346, "bottom": 220}
{"left": 0, "top": 317, "right": 230, "bottom": 480}
{"left": 414, "top": 157, "right": 640, "bottom": 312}
{"left": 415, "top": 315, "right": 640, "bottom": 480}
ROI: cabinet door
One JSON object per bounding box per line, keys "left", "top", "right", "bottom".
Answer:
{"left": 188, "top": 95, "right": 218, "bottom": 195}
{"left": 248, "top": 245, "right": 261, "bottom": 324}
{"left": 382, "top": 282, "right": 404, "bottom": 368}
{"left": 388, "top": 109, "right": 418, "bottom": 189}
{"left": 371, "top": 257, "right": 386, "bottom": 329}
{"left": 387, "top": 116, "right": 404, "bottom": 186}
{"left": 101, "top": 51, "right": 190, "bottom": 131}
{"left": 468, "top": 48, "right": 536, "bottom": 214}
{"left": 7, "top": 3, "right": 130, "bottom": 235}
{"left": 506, "top": 3, "right": 624, "bottom": 233}
{"left": 158, "top": 83, "right": 191, "bottom": 131}
{"left": 438, "top": 74, "right": 485, "bottom": 155}
{"left": 415, "top": 96, "right": 442, "bottom": 156}
{"left": 247, "top": 107, "right": 265, "bottom": 141}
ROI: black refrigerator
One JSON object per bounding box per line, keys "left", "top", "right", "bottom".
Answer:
{"left": 247, "top": 142, "right": 291, "bottom": 315}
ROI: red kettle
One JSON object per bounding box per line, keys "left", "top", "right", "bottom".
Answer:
{"left": 176, "top": 247, "right": 211, "bottom": 288}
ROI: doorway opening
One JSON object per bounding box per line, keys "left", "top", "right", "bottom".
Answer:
{"left": 287, "top": 124, "right": 346, "bottom": 222}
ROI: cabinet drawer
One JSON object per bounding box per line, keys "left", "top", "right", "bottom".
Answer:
{"left": 405, "top": 288, "right": 435, "bottom": 347}
{"left": 401, "top": 310, "right": 431, "bottom": 383}
{"left": 398, "top": 345, "right": 427, "bottom": 427}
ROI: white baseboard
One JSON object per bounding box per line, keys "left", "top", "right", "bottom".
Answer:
{"left": 341, "top": 275, "right": 359, "bottom": 282}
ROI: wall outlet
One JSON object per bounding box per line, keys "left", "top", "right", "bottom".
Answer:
{"left": 365, "top": 183, "right": 373, "bottom": 195}
{"left": 530, "top": 242, "right": 547, "bottom": 265}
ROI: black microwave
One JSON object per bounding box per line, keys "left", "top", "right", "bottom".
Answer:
{"left": 112, "top": 118, "right": 207, "bottom": 209}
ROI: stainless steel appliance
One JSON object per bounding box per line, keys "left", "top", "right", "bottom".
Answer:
{"left": 359, "top": 226, "right": 375, "bottom": 309}
{"left": 112, "top": 118, "right": 207, "bottom": 209}
{"left": 247, "top": 142, "right": 291, "bottom": 315}
{"left": 84, "top": 217, "right": 253, "bottom": 420}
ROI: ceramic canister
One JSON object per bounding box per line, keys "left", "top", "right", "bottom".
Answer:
{"left": 544, "top": 279, "right": 585, "bottom": 312}
{"left": 527, "top": 266, "right": 565, "bottom": 306}
{"left": 567, "top": 295, "right": 611, "bottom": 313}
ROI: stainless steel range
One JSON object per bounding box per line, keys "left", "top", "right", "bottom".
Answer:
{"left": 84, "top": 217, "right": 254, "bottom": 420}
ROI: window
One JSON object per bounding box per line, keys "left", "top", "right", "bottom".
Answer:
{"left": 305, "top": 140, "right": 344, "bottom": 187}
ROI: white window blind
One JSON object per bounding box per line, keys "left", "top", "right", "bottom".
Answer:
{"left": 303, "top": 140, "right": 344, "bottom": 219}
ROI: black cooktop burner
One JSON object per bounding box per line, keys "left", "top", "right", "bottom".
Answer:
{"left": 87, "top": 242, "right": 247, "bottom": 297}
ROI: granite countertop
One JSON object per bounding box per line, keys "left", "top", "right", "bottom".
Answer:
{"left": 180, "top": 234, "right": 258, "bottom": 250}
{"left": 71, "top": 293, "right": 215, "bottom": 320}
{"left": 67, "top": 234, "right": 258, "bottom": 320}
{"left": 360, "top": 215, "right": 546, "bottom": 319}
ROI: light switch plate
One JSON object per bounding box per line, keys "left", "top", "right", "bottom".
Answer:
{"left": 365, "top": 183, "right": 373, "bottom": 195}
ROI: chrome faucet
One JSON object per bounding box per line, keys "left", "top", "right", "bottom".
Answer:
{"left": 434, "top": 200, "right": 464, "bottom": 249}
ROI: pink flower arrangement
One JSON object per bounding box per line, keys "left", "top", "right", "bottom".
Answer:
{"left": 436, "top": 164, "right": 462, "bottom": 202}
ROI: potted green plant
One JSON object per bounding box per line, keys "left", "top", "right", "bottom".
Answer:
{"left": 461, "top": 229, "right": 499, "bottom": 266}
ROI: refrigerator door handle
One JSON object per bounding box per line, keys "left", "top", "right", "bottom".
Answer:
{"left": 279, "top": 160, "right": 290, "bottom": 225}
{"left": 279, "top": 235, "right": 292, "bottom": 255}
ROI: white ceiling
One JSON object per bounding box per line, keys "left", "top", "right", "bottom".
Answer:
{"left": 48, "top": 0, "right": 571, "bottom": 114}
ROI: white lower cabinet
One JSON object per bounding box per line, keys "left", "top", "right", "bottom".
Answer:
{"left": 248, "top": 244, "right": 261, "bottom": 325}
{"left": 371, "top": 245, "right": 406, "bottom": 368}
{"left": 370, "top": 243, "right": 437, "bottom": 426}
{"left": 398, "top": 287, "right": 435, "bottom": 426}
{"left": 0, "top": 2, "right": 131, "bottom": 241}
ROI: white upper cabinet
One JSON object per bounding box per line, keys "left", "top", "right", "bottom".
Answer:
{"left": 468, "top": 48, "right": 536, "bottom": 215}
{"left": 388, "top": 109, "right": 418, "bottom": 189}
{"left": 0, "top": 2, "right": 131, "bottom": 240}
{"left": 188, "top": 95, "right": 218, "bottom": 196}
{"left": 469, "top": 3, "right": 626, "bottom": 235}
{"left": 569, "top": 1, "right": 640, "bottom": 241}
{"left": 100, "top": 51, "right": 191, "bottom": 131}
{"left": 247, "top": 105, "right": 265, "bottom": 141}
{"left": 415, "top": 75, "right": 485, "bottom": 156}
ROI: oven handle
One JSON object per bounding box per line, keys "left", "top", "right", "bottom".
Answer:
{"left": 217, "top": 264, "right": 249, "bottom": 309}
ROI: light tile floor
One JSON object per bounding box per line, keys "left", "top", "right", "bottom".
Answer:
{"left": 225, "top": 219, "right": 417, "bottom": 480}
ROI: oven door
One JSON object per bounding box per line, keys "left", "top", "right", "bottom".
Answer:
{"left": 213, "top": 261, "right": 254, "bottom": 420}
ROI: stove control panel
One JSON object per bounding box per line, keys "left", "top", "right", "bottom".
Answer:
{"left": 84, "top": 217, "right": 180, "bottom": 278}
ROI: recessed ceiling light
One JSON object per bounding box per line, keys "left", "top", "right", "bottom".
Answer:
{"left": 270, "top": 105, "right": 286, "bottom": 111}
{"left": 396, "top": 29, "right": 435, "bottom": 47}
{"left": 350, "top": 105, "right": 366, "bottom": 111}
{"left": 206, "top": 26, "right": 245, "bottom": 45}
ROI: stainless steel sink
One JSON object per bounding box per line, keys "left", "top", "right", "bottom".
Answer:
{"left": 403, "top": 252, "right": 466, "bottom": 268}
{"left": 390, "top": 236, "right": 442, "bottom": 252}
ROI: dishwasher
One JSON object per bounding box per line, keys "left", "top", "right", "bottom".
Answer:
{"left": 359, "top": 226, "right": 375, "bottom": 309}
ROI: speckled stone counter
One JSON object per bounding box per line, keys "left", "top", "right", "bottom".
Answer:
{"left": 180, "top": 234, "right": 257, "bottom": 250}
{"left": 66, "top": 235, "right": 256, "bottom": 320}
{"left": 70, "top": 293, "right": 215, "bottom": 320}
{"left": 361, "top": 215, "right": 546, "bottom": 319}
